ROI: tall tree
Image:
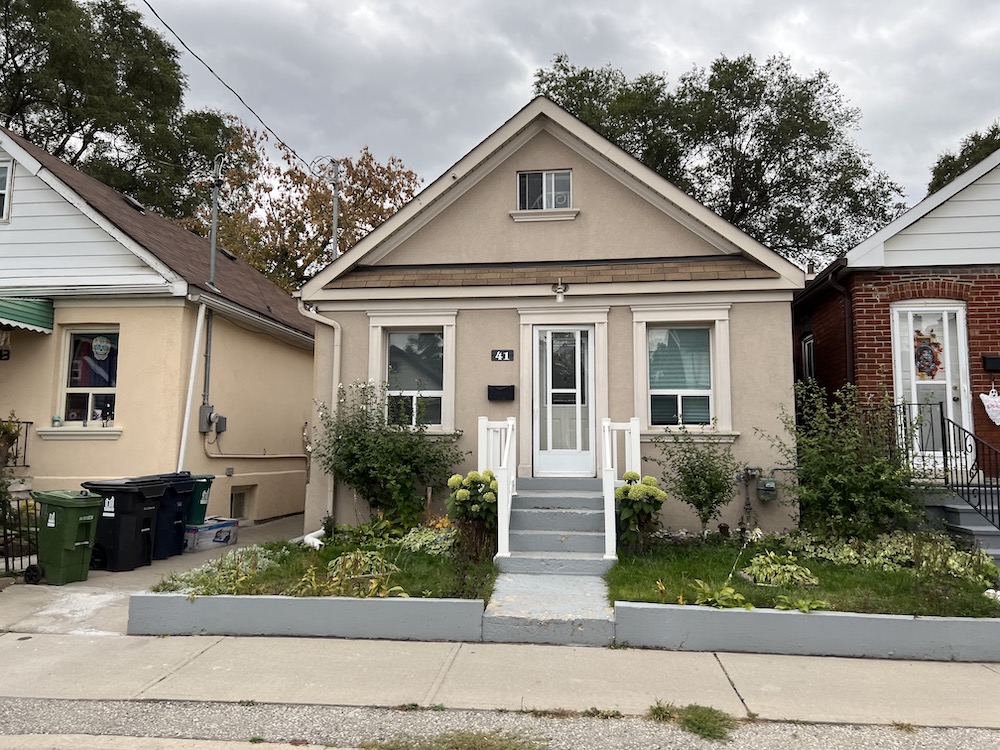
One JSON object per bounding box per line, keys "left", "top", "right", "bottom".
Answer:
{"left": 181, "top": 122, "right": 422, "bottom": 292}
{"left": 535, "top": 53, "right": 905, "bottom": 266}
{"left": 927, "top": 121, "right": 1000, "bottom": 194}
{"left": 0, "top": 0, "right": 234, "bottom": 217}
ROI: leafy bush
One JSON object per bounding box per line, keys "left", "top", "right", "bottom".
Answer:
{"left": 398, "top": 525, "right": 458, "bottom": 557}
{"left": 740, "top": 550, "right": 818, "bottom": 586}
{"left": 313, "top": 380, "right": 465, "bottom": 529}
{"left": 446, "top": 470, "right": 499, "bottom": 562}
{"left": 688, "top": 578, "right": 752, "bottom": 609}
{"left": 652, "top": 426, "right": 739, "bottom": 534}
{"left": 774, "top": 381, "right": 922, "bottom": 538}
{"left": 616, "top": 472, "right": 667, "bottom": 551}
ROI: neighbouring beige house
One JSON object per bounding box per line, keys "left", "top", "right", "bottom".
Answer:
{"left": 299, "top": 97, "right": 805, "bottom": 557}
{"left": 0, "top": 126, "right": 314, "bottom": 523}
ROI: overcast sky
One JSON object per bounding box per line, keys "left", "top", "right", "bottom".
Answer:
{"left": 138, "top": 0, "right": 1000, "bottom": 208}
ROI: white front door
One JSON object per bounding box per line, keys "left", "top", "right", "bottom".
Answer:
{"left": 533, "top": 326, "right": 596, "bottom": 476}
{"left": 892, "top": 303, "right": 972, "bottom": 461}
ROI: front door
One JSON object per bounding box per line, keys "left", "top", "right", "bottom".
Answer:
{"left": 532, "top": 326, "right": 595, "bottom": 476}
{"left": 892, "top": 303, "right": 972, "bottom": 462}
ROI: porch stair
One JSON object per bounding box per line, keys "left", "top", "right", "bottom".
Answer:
{"left": 484, "top": 478, "right": 616, "bottom": 646}
{"left": 918, "top": 485, "right": 1000, "bottom": 565}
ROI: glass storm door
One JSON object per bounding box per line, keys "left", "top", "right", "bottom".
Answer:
{"left": 533, "top": 326, "right": 596, "bottom": 476}
{"left": 893, "top": 304, "right": 971, "bottom": 462}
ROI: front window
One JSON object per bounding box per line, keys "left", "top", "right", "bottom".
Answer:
{"left": 386, "top": 330, "right": 443, "bottom": 426}
{"left": 648, "top": 327, "right": 712, "bottom": 425}
{"left": 518, "top": 170, "right": 571, "bottom": 210}
{"left": 64, "top": 331, "right": 118, "bottom": 424}
{"left": 0, "top": 160, "right": 12, "bottom": 220}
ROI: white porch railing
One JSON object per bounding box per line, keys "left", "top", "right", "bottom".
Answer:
{"left": 601, "top": 417, "right": 641, "bottom": 561}
{"left": 477, "top": 416, "right": 517, "bottom": 559}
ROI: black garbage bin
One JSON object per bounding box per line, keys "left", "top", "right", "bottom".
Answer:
{"left": 81, "top": 477, "right": 165, "bottom": 571}
{"left": 150, "top": 472, "right": 196, "bottom": 559}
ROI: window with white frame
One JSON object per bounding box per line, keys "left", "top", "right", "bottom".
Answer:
{"left": 0, "top": 160, "right": 12, "bottom": 221}
{"left": 632, "top": 305, "right": 732, "bottom": 432}
{"left": 517, "top": 170, "right": 572, "bottom": 210}
{"left": 63, "top": 330, "right": 118, "bottom": 424}
{"left": 648, "top": 327, "right": 712, "bottom": 425}
{"left": 800, "top": 333, "right": 815, "bottom": 380}
{"left": 386, "top": 330, "right": 444, "bottom": 426}
{"left": 368, "top": 311, "right": 457, "bottom": 431}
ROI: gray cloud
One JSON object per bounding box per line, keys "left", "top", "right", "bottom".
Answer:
{"left": 143, "top": 0, "right": 1000, "bottom": 206}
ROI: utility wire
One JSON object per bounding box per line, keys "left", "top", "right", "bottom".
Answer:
{"left": 138, "top": 0, "right": 310, "bottom": 170}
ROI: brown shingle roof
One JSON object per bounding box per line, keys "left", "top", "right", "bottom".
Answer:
{"left": 1, "top": 127, "right": 312, "bottom": 338}
{"left": 325, "top": 255, "right": 779, "bottom": 289}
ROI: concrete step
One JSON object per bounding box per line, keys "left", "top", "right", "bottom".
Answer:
{"left": 509, "top": 529, "right": 606, "bottom": 554}
{"left": 496, "top": 551, "right": 615, "bottom": 576}
{"left": 482, "top": 572, "right": 614, "bottom": 646}
{"left": 517, "top": 477, "right": 602, "bottom": 491}
{"left": 509, "top": 508, "right": 603, "bottom": 533}
{"left": 514, "top": 490, "right": 604, "bottom": 511}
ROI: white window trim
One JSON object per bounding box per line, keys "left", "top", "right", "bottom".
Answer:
{"left": 632, "top": 305, "right": 732, "bottom": 434}
{"left": 801, "top": 333, "right": 815, "bottom": 380}
{"left": 368, "top": 311, "right": 457, "bottom": 432}
{"left": 0, "top": 158, "right": 13, "bottom": 222}
{"left": 58, "top": 326, "right": 120, "bottom": 430}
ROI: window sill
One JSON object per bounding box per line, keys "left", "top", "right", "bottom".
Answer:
{"left": 37, "top": 426, "right": 123, "bottom": 441}
{"left": 509, "top": 208, "right": 579, "bottom": 223}
{"left": 641, "top": 428, "right": 739, "bottom": 444}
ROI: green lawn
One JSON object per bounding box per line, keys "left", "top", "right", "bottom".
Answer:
{"left": 606, "top": 535, "right": 1000, "bottom": 618}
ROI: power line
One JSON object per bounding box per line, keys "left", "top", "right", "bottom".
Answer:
{"left": 138, "top": 0, "right": 310, "bottom": 169}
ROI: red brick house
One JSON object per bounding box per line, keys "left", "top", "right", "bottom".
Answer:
{"left": 793, "top": 147, "right": 1000, "bottom": 451}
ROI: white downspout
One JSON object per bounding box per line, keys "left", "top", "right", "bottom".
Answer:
{"left": 296, "top": 298, "right": 342, "bottom": 520}
{"left": 177, "top": 302, "right": 207, "bottom": 472}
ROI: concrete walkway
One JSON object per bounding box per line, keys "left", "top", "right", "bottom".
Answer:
{"left": 2, "top": 515, "right": 1000, "bottom": 748}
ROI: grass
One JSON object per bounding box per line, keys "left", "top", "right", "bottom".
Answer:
{"left": 607, "top": 535, "right": 1000, "bottom": 618}
{"left": 360, "top": 731, "right": 548, "bottom": 750}
{"left": 647, "top": 700, "right": 738, "bottom": 741}
{"left": 153, "top": 539, "right": 498, "bottom": 601}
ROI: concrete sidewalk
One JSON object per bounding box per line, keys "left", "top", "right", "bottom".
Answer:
{"left": 2, "top": 515, "right": 1000, "bottom": 748}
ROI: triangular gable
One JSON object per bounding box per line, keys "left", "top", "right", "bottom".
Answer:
{"left": 847, "top": 147, "right": 1000, "bottom": 268}
{"left": 301, "top": 97, "right": 803, "bottom": 299}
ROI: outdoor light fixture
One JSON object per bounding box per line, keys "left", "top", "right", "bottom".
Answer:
{"left": 552, "top": 278, "right": 568, "bottom": 303}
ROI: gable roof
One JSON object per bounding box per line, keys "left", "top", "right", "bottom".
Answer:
{"left": 301, "top": 96, "right": 803, "bottom": 299}
{"left": 0, "top": 126, "right": 312, "bottom": 339}
{"left": 845, "top": 146, "right": 1000, "bottom": 268}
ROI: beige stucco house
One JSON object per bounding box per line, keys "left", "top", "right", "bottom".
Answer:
{"left": 0, "top": 127, "right": 314, "bottom": 523}
{"left": 300, "top": 97, "right": 805, "bottom": 543}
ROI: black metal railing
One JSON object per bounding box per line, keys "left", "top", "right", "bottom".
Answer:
{"left": 1, "top": 495, "right": 39, "bottom": 576}
{"left": 2, "top": 420, "right": 32, "bottom": 468}
{"left": 890, "top": 402, "right": 1000, "bottom": 531}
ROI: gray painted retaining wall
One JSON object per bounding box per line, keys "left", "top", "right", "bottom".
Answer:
{"left": 128, "top": 593, "right": 484, "bottom": 641}
{"left": 614, "top": 602, "right": 1000, "bottom": 662}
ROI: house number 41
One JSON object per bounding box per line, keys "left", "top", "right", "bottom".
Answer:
{"left": 492, "top": 349, "right": 514, "bottom": 362}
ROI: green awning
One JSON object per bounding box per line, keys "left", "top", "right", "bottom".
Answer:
{"left": 0, "top": 298, "right": 53, "bottom": 334}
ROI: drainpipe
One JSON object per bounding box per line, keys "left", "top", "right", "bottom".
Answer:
{"left": 297, "top": 299, "right": 342, "bottom": 519}
{"left": 825, "top": 262, "right": 855, "bottom": 384}
{"left": 177, "top": 303, "right": 208, "bottom": 472}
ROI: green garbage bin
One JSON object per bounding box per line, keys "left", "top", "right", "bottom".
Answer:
{"left": 32, "top": 490, "right": 102, "bottom": 585}
{"left": 185, "top": 474, "right": 215, "bottom": 525}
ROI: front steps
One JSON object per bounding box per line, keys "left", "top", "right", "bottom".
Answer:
{"left": 498, "top": 480, "right": 615, "bottom": 576}
{"left": 484, "top": 479, "right": 617, "bottom": 645}
{"left": 918, "top": 485, "right": 1000, "bottom": 564}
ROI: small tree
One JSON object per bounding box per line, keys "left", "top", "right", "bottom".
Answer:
{"left": 312, "top": 381, "right": 465, "bottom": 529}
{"left": 653, "top": 426, "right": 739, "bottom": 535}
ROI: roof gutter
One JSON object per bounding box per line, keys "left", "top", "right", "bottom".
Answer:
{"left": 825, "top": 261, "right": 855, "bottom": 384}
{"left": 186, "top": 292, "right": 313, "bottom": 349}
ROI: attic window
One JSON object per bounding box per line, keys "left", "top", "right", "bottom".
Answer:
{"left": 511, "top": 169, "right": 579, "bottom": 222}
{"left": 123, "top": 195, "right": 146, "bottom": 214}
{"left": 0, "top": 160, "right": 12, "bottom": 221}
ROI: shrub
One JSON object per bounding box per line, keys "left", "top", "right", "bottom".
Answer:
{"left": 740, "top": 550, "right": 818, "bottom": 586}
{"left": 313, "top": 380, "right": 465, "bottom": 529}
{"left": 446, "top": 470, "right": 499, "bottom": 562}
{"left": 616, "top": 472, "right": 667, "bottom": 551}
{"left": 772, "top": 381, "right": 922, "bottom": 538}
{"left": 652, "top": 426, "right": 739, "bottom": 535}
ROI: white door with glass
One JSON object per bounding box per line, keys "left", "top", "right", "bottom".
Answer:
{"left": 533, "top": 326, "right": 596, "bottom": 475}
{"left": 893, "top": 304, "right": 971, "bottom": 461}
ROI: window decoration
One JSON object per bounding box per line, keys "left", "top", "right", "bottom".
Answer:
{"left": 980, "top": 383, "right": 1000, "bottom": 427}
{"left": 913, "top": 328, "right": 943, "bottom": 380}
{"left": 64, "top": 331, "right": 118, "bottom": 423}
